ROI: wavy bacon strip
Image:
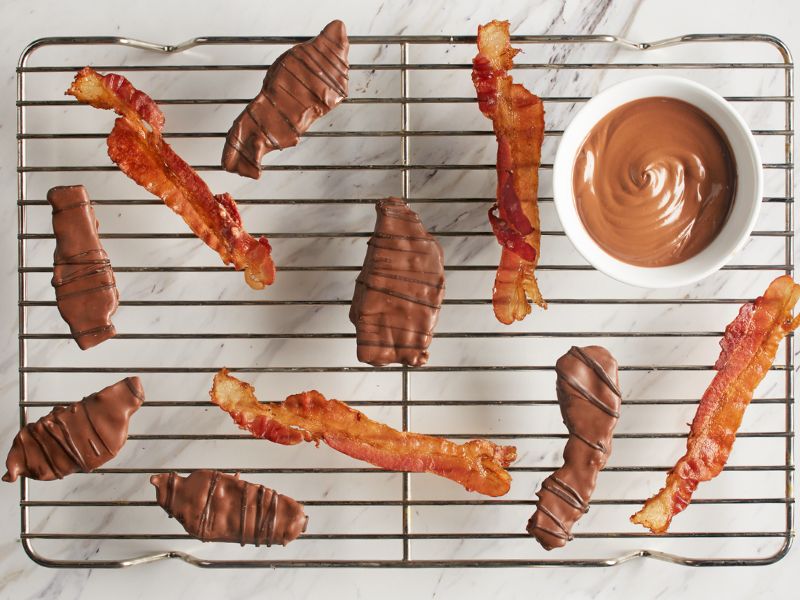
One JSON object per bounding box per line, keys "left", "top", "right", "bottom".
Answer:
{"left": 210, "top": 369, "right": 517, "bottom": 496}
{"left": 472, "top": 20, "right": 547, "bottom": 324}
{"left": 632, "top": 275, "right": 800, "bottom": 534}
{"left": 67, "top": 67, "right": 275, "bottom": 290}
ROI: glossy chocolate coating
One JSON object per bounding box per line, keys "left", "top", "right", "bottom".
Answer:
{"left": 526, "top": 346, "right": 621, "bottom": 550}
{"left": 3, "top": 377, "right": 144, "bottom": 482}
{"left": 150, "top": 470, "right": 308, "bottom": 546}
{"left": 350, "top": 197, "right": 445, "bottom": 367}
{"left": 49, "top": 185, "right": 119, "bottom": 350}
{"left": 574, "top": 97, "right": 735, "bottom": 267}
{"left": 222, "top": 20, "right": 349, "bottom": 179}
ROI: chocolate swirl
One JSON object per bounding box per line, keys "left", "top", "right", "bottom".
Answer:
{"left": 150, "top": 470, "right": 308, "bottom": 547}
{"left": 573, "top": 97, "right": 735, "bottom": 267}
{"left": 221, "top": 20, "right": 349, "bottom": 179}
{"left": 49, "top": 185, "right": 119, "bottom": 350}
{"left": 3, "top": 377, "right": 144, "bottom": 482}
{"left": 526, "top": 346, "right": 621, "bottom": 550}
{"left": 349, "top": 197, "right": 445, "bottom": 367}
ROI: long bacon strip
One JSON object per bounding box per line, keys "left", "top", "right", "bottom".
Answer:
{"left": 210, "top": 369, "right": 517, "bottom": 496}
{"left": 631, "top": 275, "right": 800, "bottom": 533}
{"left": 67, "top": 68, "right": 275, "bottom": 290}
{"left": 472, "top": 20, "right": 547, "bottom": 324}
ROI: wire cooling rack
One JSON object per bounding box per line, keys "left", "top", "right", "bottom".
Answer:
{"left": 16, "top": 32, "right": 795, "bottom": 568}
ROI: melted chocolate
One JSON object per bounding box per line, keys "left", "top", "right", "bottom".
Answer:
{"left": 349, "top": 198, "right": 445, "bottom": 367}
{"left": 574, "top": 97, "right": 736, "bottom": 267}
{"left": 221, "top": 20, "right": 349, "bottom": 179}
{"left": 49, "top": 185, "right": 119, "bottom": 350}
{"left": 3, "top": 377, "right": 144, "bottom": 482}
{"left": 150, "top": 470, "right": 308, "bottom": 547}
{"left": 526, "top": 346, "right": 621, "bottom": 550}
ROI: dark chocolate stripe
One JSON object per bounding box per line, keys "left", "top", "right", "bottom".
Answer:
{"left": 299, "top": 45, "right": 348, "bottom": 93}
{"left": 542, "top": 475, "right": 588, "bottom": 512}
{"left": 357, "top": 281, "right": 441, "bottom": 309}
{"left": 53, "top": 414, "right": 89, "bottom": 471}
{"left": 51, "top": 200, "right": 91, "bottom": 214}
{"left": 317, "top": 34, "right": 348, "bottom": 69}
{"left": 278, "top": 60, "right": 330, "bottom": 107}
{"left": 264, "top": 89, "right": 302, "bottom": 134}
{"left": 534, "top": 503, "right": 572, "bottom": 539}
{"left": 27, "top": 426, "right": 62, "bottom": 479}
{"left": 254, "top": 484, "right": 265, "bottom": 547}
{"left": 266, "top": 490, "right": 279, "bottom": 547}
{"left": 557, "top": 371, "right": 620, "bottom": 419}
{"left": 571, "top": 429, "right": 606, "bottom": 452}
{"left": 360, "top": 270, "right": 443, "bottom": 289}
{"left": 54, "top": 282, "right": 116, "bottom": 302}
{"left": 198, "top": 470, "right": 221, "bottom": 539}
{"left": 41, "top": 419, "right": 84, "bottom": 472}
{"left": 81, "top": 400, "right": 111, "bottom": 455}
{"left": 569, "top": 346, "right": 622, "bottom": 398}
{"left": 224, "top": 134, "right": 268, "bottom": 170}
{"left": 240, "top": 479, "right": 248, "bottom": 547}
{"left": 244, "top": 105, "right": 282, "bottom": 150}
{"left": 73, "top": 324, "right": 116, "bottom": 339}
{"left": 283, "top": 52, "right": 342, "bottom": 103}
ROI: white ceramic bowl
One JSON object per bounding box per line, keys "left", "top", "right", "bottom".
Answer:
{"left": 552, "top": 75, "right": 763, "bottom": 288}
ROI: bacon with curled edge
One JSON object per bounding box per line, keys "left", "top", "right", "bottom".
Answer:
{"left": 472, "top": 20, "right": 547, "bottom": 324}
{"left": 631, "top": 275, "right": 800, "bottom": 534}
{"left": 66, "top": 67, "right": 275, "bottom": 290}
{"left": 210, "top": 369, "right": 517, "bottom": 497}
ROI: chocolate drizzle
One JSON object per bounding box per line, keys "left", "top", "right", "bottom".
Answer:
{"left": 349, "top": 197, "right": 446, "bottom": 367}
{"left": 526, "top": 346, "right": 622, "bottom": 550}
{"left": 49, "top": 185, "right": 119, "bottom": 350}
{"left": 221, "top": 20, "right": 349, "bottom": 179}
{"left": 3, "top": 377, "right": 144, "bottom": 482}
{"left": 150, "top": 470, "right": 308, "bottom": 547}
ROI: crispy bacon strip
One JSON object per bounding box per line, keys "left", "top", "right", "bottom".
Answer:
{"left": 210, "top": 369, "right": 517, "bottom": 496}
{"left": 632, "top": 275, "right": 800, "bottom": 533}
{"left": 67, "top": 67, "right": 275, "bottom": 290}
{"left": 472, "top": 20, "right": 547, "bottom": 324}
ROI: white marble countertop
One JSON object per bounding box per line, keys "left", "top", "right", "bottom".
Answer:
{"left": 1, "top": 0, "right": 798, "bottom": 597}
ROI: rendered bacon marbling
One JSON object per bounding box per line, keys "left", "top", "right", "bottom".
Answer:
{"left": 472, "top": 20, "right": 547, "bottom": 324}
{"left": 67, "top": 67, "right": 275, "bottom": 290}
{"left": 631, "top": 275, "right": 800, "bottom": 534}
{"left": 210, "top": 369, "right": 517, "bottom": 496}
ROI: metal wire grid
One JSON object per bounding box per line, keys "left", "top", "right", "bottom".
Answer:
{"left": 15, "top": 33, "right": 795, "bottom": 568}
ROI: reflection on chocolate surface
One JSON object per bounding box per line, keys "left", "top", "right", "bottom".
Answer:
{"left": 350, "top": 197, "right": 445, "bottom": 367}
{"left": 574, "top": 97, "right": 736, "bottom": 267}
{"left": 151, "top": 470, "right": 308, "bottom": 546}
{"left": 526, "top": 346, "right": 621, "bottom": 550}
{"left": 222, "top": 20, "right": 349, "bottom": 179}
{"left": 3, "top": 377, "right": 144, "bottom": 482}
{"left": 49, "top": 185, "right": 119, "bottom": 350}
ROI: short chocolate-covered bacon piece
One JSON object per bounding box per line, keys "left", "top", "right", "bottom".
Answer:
{"left": 151, "top": 470, "right": 307, "bottom": 547}
{"left": 222, "top": 20, "right": 349, "bottom": 179}
{"left": 67, "top": 67, "right": 275, "bottom": 290}
{"left": 527, "top": 346, "right": 621, "bottom": 550}
{"left": 632, "top": 275, "right": 800, "bottom": 534}
{"left": 3, "top": 377, "right": 144, "bottom": 482}
{"left": 350, "top": 197, "right": 445, "bottom": 367}
{"left": 210, "top": 369, "right": 517, "bottom": 497}
{"left": 49, "top": 185, "right": 118, "bottom": 350}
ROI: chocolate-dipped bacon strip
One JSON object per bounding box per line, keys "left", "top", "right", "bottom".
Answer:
{"left": 3, "top": 377, "right": 144, "bottom": 482}
{"left": 526, "top": 346, "right": 621, "bottom": 550}
{"left": 222, "top": 20, "right": 349, "bottom": 179}
{"left": 49, "top": 185, "right": 119, "bottom": 350}
{"left": 349, "top": 197, "right": 445, "bottom": 367}
{"left": 150, "top": 470, "right": 307, "bottom": 547}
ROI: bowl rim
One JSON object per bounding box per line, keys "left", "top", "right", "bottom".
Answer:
{"left": 552, "top": 74, "right": 764, "bottom": 289}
